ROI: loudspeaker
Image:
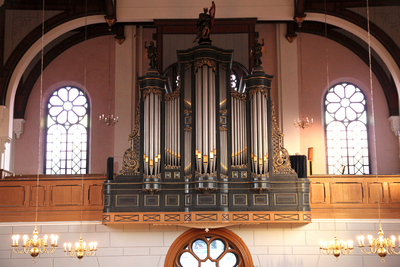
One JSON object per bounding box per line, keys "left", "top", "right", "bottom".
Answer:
{"left": 107, "top": 157, "right": 114, "bottom": 180}
{"left": 308, "top": 147, "right": 313, "bottom": 162}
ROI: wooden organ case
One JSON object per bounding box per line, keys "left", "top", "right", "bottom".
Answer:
{"left": 102, "top": 43, "right": 311, "bottom": 226}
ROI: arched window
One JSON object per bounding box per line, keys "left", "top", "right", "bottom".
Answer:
{"left": 165, "top": 228, "right": 253, "bottom": 267}
{"left": 45, "top": 86, "right": 89, "bottom": 174}
{"left": 325, "top": 82, "right": 370, "bottom": 174}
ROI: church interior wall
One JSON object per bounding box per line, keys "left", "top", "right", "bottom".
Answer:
{"left": 1, "top": 220, "right": 400, "bottom": 266}
{"left": 12, "top": 23, "right": 399, "bottom": 175}
{"left": 13, "top": 36, "right": 116, "bottom": 174}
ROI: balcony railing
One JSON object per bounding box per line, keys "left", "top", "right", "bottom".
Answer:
{"left": 0, "top": 174, "right": 105, "bottom": 222}
{"left": 309, "top": 175, "right": 400, "bottom": 219}
{"left": 0, "top": 174, "right": 399, "bottom": 222}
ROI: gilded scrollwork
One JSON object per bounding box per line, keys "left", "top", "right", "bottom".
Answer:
{"left": 164, "top": 165, "right": 181, "bottom": 169}
{"left": 165, "top": 87, "right": 180, "bottom": 102}
{"left": 142, "top": 87, "right": 163, "bottom": 101}
{"left": 118, "top": 103, "right": 141, "bottom": 175}
{"left": 271, "top": 101, "right": 295, "bottom": 174}
{"left": 232, "top": 164, "right": 248, "bottom": 169}
{"left": 231, "top": 90, "right": 246, "bottom": 101}
{"left": 248, "top": 85, "right": 268, "bottom": 100}
{"left": 194, "top": 58, "right": 216, "bottom": 73}
{"left": 184, "top": 126, "right": 192, "bottom": 132}
{"left": 219, "top": 126, "right": 227, "bottom": 131}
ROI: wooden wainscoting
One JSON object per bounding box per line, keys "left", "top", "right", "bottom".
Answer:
{"left": 0, "top": 175, "right": 105, "bottom": 222}
{"left": 309, "top": 175, "right": 400, "bottom": 219}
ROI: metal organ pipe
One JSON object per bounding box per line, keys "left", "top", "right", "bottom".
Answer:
{"left": 248, "top": 89, "right": 268, "bottom": 175}
{"left": 195, "top": 64, "right": 217, "bottom": 176}
{"left": 143, "top": 91, "right": 162, "bottom": 176}
{"left": 231, "top": 92, "right": 247, "bottom": 168}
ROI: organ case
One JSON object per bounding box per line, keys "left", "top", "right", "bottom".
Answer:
{"left": 103, "top": 43, "right": 311, "bottom": 225}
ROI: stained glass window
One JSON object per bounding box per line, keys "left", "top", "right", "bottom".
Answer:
{"left": 179, "top": 237, "right": 238, "bottom": 267}
{"left": 45, "top": 86, "right": 89, "bottom": 174}
{"left": 325, "top": 83, "right": 370, "bottom": 174}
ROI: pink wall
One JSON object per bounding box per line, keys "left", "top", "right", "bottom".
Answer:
{"left": 299, "top": 33, "right": 399, "bottom": 174}
{"left": 14, "top": 36, "right": 115, "bottom": 174}
{"left": 256, "top": 24, "right": 279, "bottom": 120}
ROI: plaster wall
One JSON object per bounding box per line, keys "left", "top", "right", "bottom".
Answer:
{"left": 13, "top": 36, "right": 115, "bottom": 174}
{"left": 1, "top": 220, "right": 399, "bottom": 267}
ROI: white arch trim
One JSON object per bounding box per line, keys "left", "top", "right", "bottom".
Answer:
{"left": 307, "top": 13, "right": 400, "bottom": 107}
{"left": 5, "top": 15, "right": 104, "bottom": 138}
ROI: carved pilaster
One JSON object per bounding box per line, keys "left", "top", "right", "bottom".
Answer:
{"left": 13, "top": 119, "right": 25, "bottom": 139}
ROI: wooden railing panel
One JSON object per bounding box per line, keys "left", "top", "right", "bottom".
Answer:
{"left": 310, "top": 182, "right": 326, "bottom": 204}
{"left": 88, "top": 184, "right": 103, "bottom": 206}
{"left": 368, "top": 182, "right": 383, "bottom": 204}
{"left": 332, "top": 182, "right": 363, "bottom": 203}
{"left": 310, "top": 175, "right": 400, "bottom": 219}
{"left": 389, "top": 182, "right": 400, "bottom": 203}
{"left": 0, "top": 186, "right": 25, "bottom": 207}
{"left": 0, "top": 175, "right": 105, "bottom": 222}
{"left": 51, "top": 185, "right": 81, "bottom": 206}
{"left": 30, "top": 185, "right": 46, "bottom": 207}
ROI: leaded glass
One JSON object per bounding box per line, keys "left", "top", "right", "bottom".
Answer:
{"left": 179, "top": 237, "right": 238, "bottom": 267}
{"left": 45, "top": 86, "right": 89, "bottom": 174}
{"left": 325, "top": 83, "right": 369, "bottom": 174}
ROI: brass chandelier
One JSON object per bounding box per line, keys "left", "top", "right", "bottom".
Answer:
{"left": 99, "top": 33, "right": 118, "bottom": 126}
{"left": 293, "top": 117, "right": 313, "bottom": 129}
{"left": 11, "top": 0, "right": 59, "bottom": 260}
{"left": 318, "top": 0, "right": 353, "bottom": 259}
{"left": 320, "top": 236, "right": 353, "bottom": 260}
{"left": 357, "top": 226, "right": 400, "bottom": 261}
{"left": 294, "top": 26, "right": 313, "bottom": 130}
{"left": 64, "top": 237, "right": 97, "bottom": 260}
{"left": 64, "top": 1, "right": 97, "bottom": 260}
{"left": 356, "top": 0, "right": 400, "bottom": 263}
{"left": 12, "top": 227, "right": 58, "bottom": 259}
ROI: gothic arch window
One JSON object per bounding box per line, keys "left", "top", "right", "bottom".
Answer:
{"left": 45, "top": 86, "right": 89, "bottom": 174}
{"left": 325, "top": 82, "right": 370, "bottom": 174}
{"left": 164, "top": 228, "right": 253, "bottom": 267}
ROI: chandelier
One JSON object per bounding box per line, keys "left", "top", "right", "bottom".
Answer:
{"left": 320, "top": 236, "right": 353, "bottom": 260}
{"left": 293, "top": 117, "right": 313, "bottom": 129}
{"left": 294, "top": 25, "right": 312, "bottom": 130}
{"left": 357, "top": 226, "right": 400, "bottom": 262}
{"left": 356, "top": 0, "right": 399, "bottom": 263}
{"left": 99, "top": 34, "right": 118, "bottom": 126}
{"left": 64, "top": 1, "right": 98, "bottom": 260}
{"left": 12, "top": 227, "right": 58, "bottom": 259}
{"left": 99, "top": 113, "right": 118, "bottom": 125}
{"left": 11, "top": 0, "right": 59, "bottom": 260}
{"left": 64, "top": 237, "right": 97, "bottom": 260}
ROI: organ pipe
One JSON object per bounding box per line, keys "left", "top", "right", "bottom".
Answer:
{"left": 142, "top": 90, "right": 162, "bottom": 176}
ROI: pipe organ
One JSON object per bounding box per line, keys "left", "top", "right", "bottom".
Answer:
{"left": 103, "top": 43, "right": 311, "bottom": 226}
